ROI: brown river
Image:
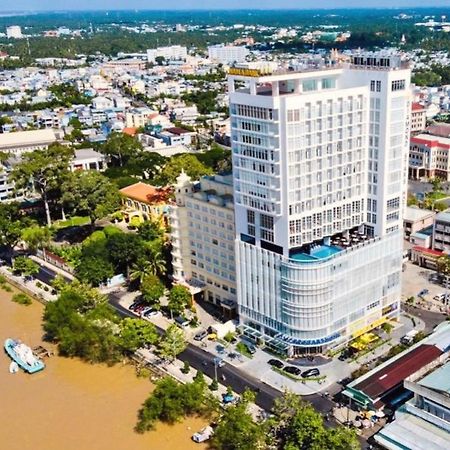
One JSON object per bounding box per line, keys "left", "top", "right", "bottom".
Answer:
{"left": 0, "top": 287, "right": 207, "bottom": 450}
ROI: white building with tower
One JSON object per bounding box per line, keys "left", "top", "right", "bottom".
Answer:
{"left": 6, "top": 26, "right": 22, "bottom": 39}
{"left": 228, "top": 52, "right": 411, "bottom": 356}
{"left": 170, "top": 172, "right": 237, "bottom": 317}
{"left": 208, "top": 45, "right": 249, "bottom": 65}
{"left": 147, "top": 45, "right": 187, "bottom": 63}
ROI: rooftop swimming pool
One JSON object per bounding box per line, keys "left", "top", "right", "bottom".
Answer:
{"left": 290, "top": 245, "right": 342, "bottom": 263}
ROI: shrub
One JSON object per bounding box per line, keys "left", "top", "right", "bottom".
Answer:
{"left": 12, "top": 293, "right": 32, "bottom": 306}
{"left": 43, "top": 286, "right": 49, "bottom": 292}
{"left": 209, "top": 378, "right": 219, "bottom": 391}
{"left": 181, "top": 360, "right": 190, "bottom": 374}
{"left": 2, "top": 284, "right": 12, "bottom": 292}
{"left": 36, "top": 281, "right": 42, "bottom": 289}
{"left": 0, "top": 274, "right": 6, "bottom": 284}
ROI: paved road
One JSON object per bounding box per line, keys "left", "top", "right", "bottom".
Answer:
{"left": 108, "top": 291, "right": 335, "bottom": 414}
{"left": 402, "top": 304, "right": 447, "bottom": 333}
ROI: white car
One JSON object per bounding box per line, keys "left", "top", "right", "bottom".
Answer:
{"left": 192, "top": 426, "right": 214, "bottom": 443}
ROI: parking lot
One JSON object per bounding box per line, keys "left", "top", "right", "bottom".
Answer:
{"left": 402, "top": 260, "right": 450, "bottom": 313}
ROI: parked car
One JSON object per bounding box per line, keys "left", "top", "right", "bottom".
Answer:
{"left": 140, "top": 306, "right": 153, "bottom": 316}
{"left": 283, "top": 366, "right": 301, "bottom": 376}
{"left": 243, "top": 342, "right": 256, "bottom": 354}
{"left": 175, "top": 316, "right": 190, "bottom": 328}
{"left": 192, "top": 425, "right": 214, "bottom": 443}
{"left": 268, "top": 359, "right": 284, "bottom": 369}
{"left": 143, "top": 309, "right": 160, "bottom": 318}
{"left": 194, "top": 330, "right": 208, "bottom": 341}
{"left": 129, "top": 302, "right": 141, "bottom": 311}
{"left": 418, "top": 289, "right": 429, "bottom": 297}
{"left": 216, "top": 344, "right": 226, "bottom": 354}
{"left": 302, "top": 368, "right": 320, "bottom": 378}
{"left": 213, "top": 357, "right": 225, "bottom": 368}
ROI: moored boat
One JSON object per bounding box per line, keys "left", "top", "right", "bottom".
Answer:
{"left": 4, "top": 338, "right": 45, "bottom": 374}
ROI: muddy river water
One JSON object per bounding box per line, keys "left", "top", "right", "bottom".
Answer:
{"left": 0, "top": 288, "right": 206, "bottom": 450}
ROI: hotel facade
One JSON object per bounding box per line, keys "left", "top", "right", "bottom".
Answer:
{"left": 228, "top": 54, "right": 411, "bottom": 356}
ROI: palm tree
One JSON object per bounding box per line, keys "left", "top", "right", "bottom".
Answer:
{"left": 148, "top": 249, "right": 167, "bottom": 278}
{"left": 129, "top": 259, "right": 155, "bottom": 286}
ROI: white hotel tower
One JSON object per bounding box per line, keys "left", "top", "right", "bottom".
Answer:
{"left": 229, "top": 53, "right": 411, "bottom": 356}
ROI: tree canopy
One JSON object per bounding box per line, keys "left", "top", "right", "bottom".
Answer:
{"left": 62, "top": 170, "right": 121, "bottom": 226}
{"left": 101, "top": 132, "right": 142, "bottom": 167}
{"left": 12, "top": 143, "right": 73, "bottom": 225}
{"left": 157, "top": 324, "right": 186, "bottom": 361}
{"left": 155, "top": 153, "right": 212, "bottom": 185}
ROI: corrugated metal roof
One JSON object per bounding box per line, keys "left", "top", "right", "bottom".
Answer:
{"left": 353, "top": 345, "right": 443, "bottom": 400}
{"left": 419, "top": 362, "right": 450, "bottom": 394}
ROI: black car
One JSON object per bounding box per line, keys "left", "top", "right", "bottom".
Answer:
{"left": 268, "top": 359, "right": 284, "bottom": 369}
{"left": 194, "top": 330, "right": 208, "bottom": 341}
{"left": 283, "top": 366, "right": 301, "bottom": 376}
{"left": 129, "top": 302, "right": 142, "bottom": 311}
{"left": 302, "top": 368, "right": 320, "bottom": 378}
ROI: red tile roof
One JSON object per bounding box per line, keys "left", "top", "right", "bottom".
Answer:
{"left": 353, "top": 344, "right": 442, "bottom": 400}
{"left": 412, "top": 102, "right": 425, "bottom": 111}
{"left": 120, "top": 182, "right": 172, "bottom": 205}
{"left": 412, "top": 246, "right": 443, "bottom": 257}
{"left": 123, "top": 127, "right": 137, "bottom": 137}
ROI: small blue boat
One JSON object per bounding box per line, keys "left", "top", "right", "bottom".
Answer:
{"left": 4, "top": 338, "right": 45, "bottom": 374}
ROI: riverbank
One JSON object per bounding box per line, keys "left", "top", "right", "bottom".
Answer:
{"left": 0, "top": 286, "right": 207, "bottom": 450}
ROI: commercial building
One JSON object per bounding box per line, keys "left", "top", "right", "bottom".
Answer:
{"left": 0, "top": 129, "right": 58, "bottom": 156}
{"left": 409, "top": 133, "right": 450, "bottom": 181}
{"left": 6, "top": 26, "right": 22, "bottom": 39}
{"left": 208, "top": 45, "right": 249, "bottom": 65}
{"left": 403, "top": 206, "right": 435, "bottom": 240}
{"left": 410, "top": 102, "right": 427, "bottom": 134}
{"left": 344, "top": 322, "right": 450, "bottom": 413}
{"left": 374, "top": 323, "right": 450, "bottom": 450}
{"left": 147, "top": 46, "right": 188, "bottom": 63}
{"left": 433, "top": 210, "right": 450, "bottom": 252}
{"left": 170, "top": 172, "right": 237, "bottom": 313}
{"left": 228, "top": 52, "right": 411, "bottom": 356}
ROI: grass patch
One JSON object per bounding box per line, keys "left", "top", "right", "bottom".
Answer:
{"left": 54, "top": 216, "right": 90, "bottom": 229}
{"left": 272, "top": 366, "right": 301, "bottom": 381}
{"left": 236, "top": 342, "right": 253, "bottom": 359}
{"left": 426, "top": 191, "right": 448, "bottom": 201}
{"left": 2, "top": 284, "right": 12, "bottom": 292}
{"left": 12, "top": 293, "right": 32, "bottom": 306}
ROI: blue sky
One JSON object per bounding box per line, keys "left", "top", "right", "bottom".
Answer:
{"left": 2, "top": 0, "right": 450, "bottom": 11}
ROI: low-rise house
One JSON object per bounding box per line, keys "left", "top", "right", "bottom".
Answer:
{"left": 70, "top": 148, "right": 107, "bottom": 172}
{"left": 120, "top": 181, "right": 173, "bottom": 224}
{"left": 403, "top": 207, "right": 436, "bottom": 239}
{"left": 0, "top": 129, "right": 58, "bottom": 156}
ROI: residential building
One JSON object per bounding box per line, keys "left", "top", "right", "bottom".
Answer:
{"left": 120, "top": 182, "right": 173, "bottom": 224}
{"left": 410, "top": 102, "right": 427, "bottom": 134}
{"left": 433, "top": 210, "right": 450, "bottom": 252}
{"left": 228, "top": 52, "right": 411, "bottom": 356}
{"left": 170, "top": 105, "right": 199, "bottom": 123}
{"left": 0, "top": 129, "right": 58, "bottom": 156}
{"left": 403, "top": 206, "right": 435, "bottom": 239}
{"left": 170, "top": 172, "right": 237, "bottom": 313}
{"left": 409, "top": 134, "right": 450, "bottom": 180}
{"left": 147, "top": 46, "right": 188, "bottom": 63}
{"left": 374, "top": 323, "right": 450, "bottom": 450}
{"left": 6, "top": 26, "right": 22, "bottom": 39}
{"left": 208, "top": 45, "right": 249, "bottom": 65}
{"left": 70, "top": 149, "right": 107, "bottom": 172}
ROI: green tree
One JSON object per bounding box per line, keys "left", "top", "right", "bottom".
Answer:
{"left": 12, "top": 256, "right": 40, "bottom": 277}
{"left": 212, "top": 389, "right": 266, "bottom": 450}
{"left": 101, "top": 132, "right": 142, "bottom": 167}
{"left": 155, "top": 154, "right": 212, "bottom": 185}
{"left": 76, "top": 256, "right": 114, "bottom": 287}
{"left": 138, "top": 219, "right": 165, "bottom": 242}
{"left": 119, "top": 317, "right": 159, "bottom": 353}
{"left": 43, "top": 284, "right": 121, "bottom": 363}
{"left": 157, "top": 324, "right": 186, "bottom": 361}
{"left": 21, "top": 225, "right": 53, "bottom": 253}
{"left": 140, "top": 274, "right": 164, "bottom": 307}
{"left": 12, "top": 143, "right": 73, "bottom": 226}
{"left": 271, "top": 392, "right": 360, "bottom": 450}
{"left": 168, "top": 285, "right": 191, "bottom": 316}
{"left": 107, "top": 232, "right": 144, "bottom": 277}
{"left": 62, "top": 171, "right": 121, "bottom": 226}
{"left": 0, "top": 202, "right": 28, "bottom": 262}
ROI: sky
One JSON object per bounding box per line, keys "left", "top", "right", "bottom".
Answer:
{"left": 2, "top": 0, "right": 450, "bottom": 12}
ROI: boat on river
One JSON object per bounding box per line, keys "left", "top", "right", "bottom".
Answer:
{"left": 4, "top": 338, "right": 45, "bottom": 374}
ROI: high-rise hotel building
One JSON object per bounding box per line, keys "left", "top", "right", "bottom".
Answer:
{"left": 229, "top": 54, "right": 411, "bottom": 356}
